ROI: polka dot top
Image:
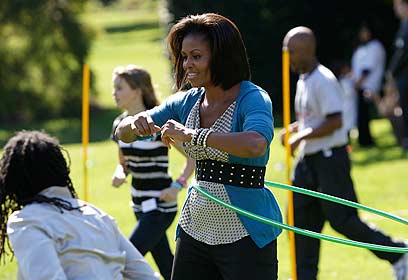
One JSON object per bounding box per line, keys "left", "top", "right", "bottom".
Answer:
{"left": 179, "top": 97, "right": 249, "bottom": 245}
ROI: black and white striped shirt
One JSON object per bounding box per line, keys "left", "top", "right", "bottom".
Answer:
{"left": 112, "top": 113, "right": 176, "bottom": 213}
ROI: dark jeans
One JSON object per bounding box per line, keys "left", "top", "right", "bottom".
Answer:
{"left": 396, "top": 78, "right": 408, "bottom": 149}
{"left": 171, "top": 228, "right": 278, "bottom": 280}
{"left": 130, "top": 210, "right": 177, "bottom": 280}
{"left": 292, "top": 146, "right": 405, "bottom": 280}
{"left": 357, "top": 89, "right": 375, "bottom": 146}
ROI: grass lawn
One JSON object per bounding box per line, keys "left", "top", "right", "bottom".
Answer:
{"left": 0, "top": 1, "right": 407, "bottom": 279}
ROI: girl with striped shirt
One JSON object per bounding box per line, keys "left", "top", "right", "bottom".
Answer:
{"left": 110, "top": 65, "right": 195, "bottom": 280}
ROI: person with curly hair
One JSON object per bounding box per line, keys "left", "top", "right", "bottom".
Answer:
{"left": 0, "top": 130, "right": 159, "bottom": 280}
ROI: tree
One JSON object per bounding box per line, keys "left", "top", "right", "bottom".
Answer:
{"left": 0, "top": 0, "right": 94, "bottom": 122}
{"left": 164, "top": 0, "right": 398, "bottom": 117}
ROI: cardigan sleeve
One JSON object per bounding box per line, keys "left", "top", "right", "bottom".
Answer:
{"left": 239, "top": 88, "right": 274, "bottom": 145}
{"left": 147, "top": 89, "right": 202, "bottom": 127}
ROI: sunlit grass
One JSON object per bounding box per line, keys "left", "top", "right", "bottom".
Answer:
{"left": 82, "top": 0, "right": 171, "bottom": 108}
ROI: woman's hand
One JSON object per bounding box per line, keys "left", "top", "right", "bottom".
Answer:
{"left": 131, "top": 112, "right": 161, "bottom": 137}
{"left": 159, "top": 186, "right": 179, "bottom": 202}
{"left": 115, "top": 112, "right": 161, "bottom": 143}
{"left": 111, "top": 164, "right": 127, "bottom": 188}
{"left": 160, "top": 120, "right": 195, "bottom": 148}
{"left": 112, "top": 176, "right": 126, "bottom": 188}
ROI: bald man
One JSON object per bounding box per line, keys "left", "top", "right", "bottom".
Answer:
{"left": 281, "top": 27, "right": 407, "bottom": 280}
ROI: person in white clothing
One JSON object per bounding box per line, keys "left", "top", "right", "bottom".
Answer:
{"left": 282, "top": 26, "right": 407, "bottom": 280}
{"left": 333, "top": 61, "right": 358, "bottom": 136}
{"left": 0, "top": 130, "right": 159, "bottom": 280}
{"left": 351, "top": 21, "right": 386, "bottom": 146}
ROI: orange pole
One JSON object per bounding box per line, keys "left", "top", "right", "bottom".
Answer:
{"left": 82, "top": 64, "right": 90, "bottom": 202}
{"left": 282, "top": 47, "right": 297, "bottom": 280}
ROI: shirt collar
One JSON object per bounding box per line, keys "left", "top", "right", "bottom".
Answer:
{"left": 300, "top": 64, "right": 319, "bottom": 80}
{"left": 38, "top": 186, "right": 73, "bottom": 199}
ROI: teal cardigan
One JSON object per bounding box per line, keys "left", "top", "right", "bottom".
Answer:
{"left": 147, "top": 81, "right": 282, "bottom": 248}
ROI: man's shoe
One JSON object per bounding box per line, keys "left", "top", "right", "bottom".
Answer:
{"left": 393, "top": 253, "right": 408, "bottom": 280}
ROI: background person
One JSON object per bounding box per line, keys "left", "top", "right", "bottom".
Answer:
{"left": 332, "top": 60, "right": 357, "bottom": 139}
{"left": 0, "top": 130, "right": 159, "bottom": 280}
{"left": 388, "top": 0, "right": 408, "bottom": 153}
{"left": 282, "top": 26, "right": 407, "bottom": 280}
{"left": 110, "top": 64, "right": 195, "bottom": 280}
{"left": 364, "top": 77, "right": 405, "bottom": 147}
{"left": 351, "top": 21, "right": 386, "bottom": 147}
{"left": 116, "top": 13, "right": 282, "bottom": 280}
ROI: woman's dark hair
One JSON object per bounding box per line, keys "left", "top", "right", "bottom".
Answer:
{"left": 0, "top": 130, "right": 78, "bottom": 262}
{"left": 167, "top": 13, "right": 251, "bottom": 91}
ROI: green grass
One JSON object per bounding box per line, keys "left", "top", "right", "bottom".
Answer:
{"left": 82, "top": 0, "right": 172, "bottom": 108}
{"left": 1, "top": 1, "right": 407, "bottom": 279}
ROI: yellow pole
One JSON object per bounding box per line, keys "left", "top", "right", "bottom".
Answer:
{"left": 82, "top": 63, "right": 90, "bottom": 202}
{"left": 282, "top": 47, "right": 297, "bottom": 280}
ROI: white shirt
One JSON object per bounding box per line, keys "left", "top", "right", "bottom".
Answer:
{"left": 339, "top": 74, "right": 357, "bottom": 131}
{"left": 351, "top": 39, "right": 386, "bottom": 94}
{"left": 7, "top": 186, "right": 160, "bottom": 280}
{"left": 295, "top": 64, "right": 348, "bottom": 155}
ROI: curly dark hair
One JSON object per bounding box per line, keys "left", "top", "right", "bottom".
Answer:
{"left": 0, "top": 130, "right": 78, "bottom": 263}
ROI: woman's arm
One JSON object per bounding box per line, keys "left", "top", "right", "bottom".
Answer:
{"left": 205, "top": 131, "right": 267, "bottom": 158}
{"left": 112, "top": 148, "right": 128, "bottom": 187}
{"left": 160, "top": 120, "right": 268, "bottom": 158}
{"left": 115, "top": 112, "right": 161, "bottom": 143}
{"left": 159, "top": 142, "right": 196, "bottom": 202}
{"left": 172, "top": 141, "right": 196, "bottom": 181}
{"left": 160, "top": 89, "right": 273, "bottom": 158}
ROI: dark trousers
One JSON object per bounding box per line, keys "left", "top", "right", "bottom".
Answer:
{"left": 389, "top": 114, "right": 405, "bottom": 147}
{"left": 171, "top": 228, "right": 278, "bottom": 280}
{"left": 396, "top": 79, "right": 408, "bottom": 149}
{"left": 357, "top": 90, "right": 375, "bottom": 146}
{"left": 130, "top": 210, "right": 177, "bottom": 280}
{"left": 292, "top": 146, "right": 405, "bottom": 280}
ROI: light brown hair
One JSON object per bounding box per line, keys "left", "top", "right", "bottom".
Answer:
{"left": 112, "top": 65, "right": 160, "bottom": 109}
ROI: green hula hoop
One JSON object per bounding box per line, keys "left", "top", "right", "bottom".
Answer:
{"left": 264, "top": 180, "right": 408, "bottom": 226}
{"left": 192, "top": 182, "right": 408, "bottom": 254}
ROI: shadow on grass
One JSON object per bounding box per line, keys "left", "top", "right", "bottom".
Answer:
{"left": 0, "top": 107, "right": 121, "bottom": 146}
{"left": 351, "top": 144, "right": 404, "bottom": 166}
{"left": 350, "top": 124, "right": 405, "bottom": 166}
{"left": 105, "top": 22, "right": 158, "bottom": 34}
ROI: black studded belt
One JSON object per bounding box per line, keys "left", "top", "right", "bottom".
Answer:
{"left": 195, "top": 160, "right": 265, "bottom": 188}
